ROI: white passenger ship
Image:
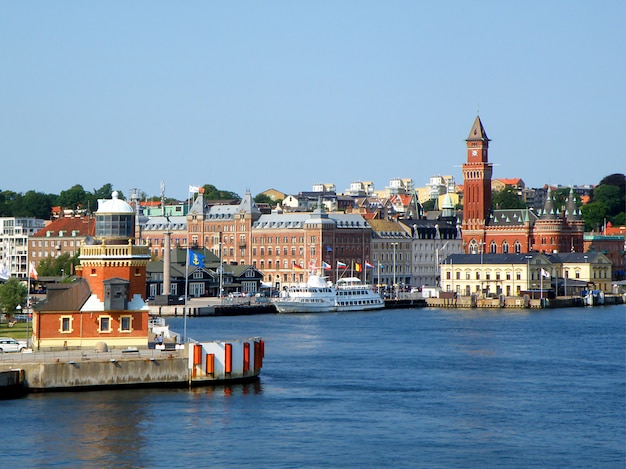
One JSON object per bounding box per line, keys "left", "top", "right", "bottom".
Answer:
{"left": 272, "top": 275, "right": 337, "bottom": 313}
{"left": 335, "top": 277, "right": 385, "bottom": 312}
{"left": 273, "top": 276, "right": 384, "bottom": 313}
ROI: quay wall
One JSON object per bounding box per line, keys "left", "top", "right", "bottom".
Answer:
{"left": 1, "top": 337, "right": 264, "bottom": 392}
{"left": 19, "top": 354, "right": 189, "bottom": 390}
{"left": 426, "top": 294, "right": 624, "bottom": 309}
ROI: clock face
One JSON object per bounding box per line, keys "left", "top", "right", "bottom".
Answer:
{"left": 471, "top": 150, "right": 477, "bottom": 156}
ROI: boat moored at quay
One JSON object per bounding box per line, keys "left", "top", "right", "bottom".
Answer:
{"left": 272, "top": 275, "right": 337, "bottom": 313}
{"left": 272, "top": 275, "right": 385, "bottom": 313}
{"left": 335, "top": 277, "right": 385, "bottom": 312}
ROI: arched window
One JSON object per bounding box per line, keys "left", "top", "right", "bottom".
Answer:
{"left": 514, "top": 241, "right": 521, "bottom": 253}
{"left": 502, "top": 241, "right": 509, "bottom": 254}
{"left": 469, "top": 240, "right": 479, "bottom": 254}
{"left": 490, "top": 241, "right": 497, "bottom": 253}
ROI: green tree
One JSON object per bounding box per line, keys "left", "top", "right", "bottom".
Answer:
{"left": 422, "top": 199, "right": 436, "bottom": 212}
{"left": 58, "top": 184, "right": 88, "bottom": 211}
{"left": 582, "top": 173, "right": 626, "bottom": 230}
{"left": 492, "top": 187, "right": 525, "bottom": 210}
{"left": 0, "top": 278, "right": 27, "bottom": 316}
{"left": 201, "top": 184, "right": 240, "bottom": 200}
{"left": 0, "top": 190, "right": 19, "bottom": 216}
{"left": 13, "top": 190, "right": 54, "bottom": 219}
{"left": 37, "top": 253, "right": 79, "bottom": 278}
{"left": 254, "top": 193, "right": 281, "bottom": 205}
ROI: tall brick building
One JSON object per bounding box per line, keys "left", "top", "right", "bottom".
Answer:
{"left": 461, "top": 116, "right": 584, "bottom": 255}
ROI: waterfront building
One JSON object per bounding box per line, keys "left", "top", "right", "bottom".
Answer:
{"left": 251, "top": 207, "right": 371, "bottom": 288}
{"left": 367, "top": 219, "right": 412, "bottom": 290}
{"left": 461, "top": 116, "right": 584, "bottom": 254}
{"left": 186, "top": 190, "right": 260, "bottom": 266}
{"left": 140, "top": 215, "right": 188, "bottom": 258}
{"left": 440, "top": 251, "right": 613, "bottom": 297}
{"left": 398, "top": 213, "right": 463, "bottom": 289}
{"left": 146, "top": 247, "right": 263, "bottom": 298}
{"left": 32, "top": 192, "right": 151, "bottom": 350}
{"left": 583, "top": 233, "right": 625, "bottom": 281}
{"left": 0, "top": 217, "right": 46, "bottom": 279}
{"left": 28, "top": 215, "right": 95, "bottom": 270}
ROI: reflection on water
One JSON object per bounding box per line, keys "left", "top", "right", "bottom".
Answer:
{"left": 1, "top": 306, "right": 624, "bottom": 468}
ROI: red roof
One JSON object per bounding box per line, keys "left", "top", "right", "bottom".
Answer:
{"left": 141, "top": 201, "right": 161, "bottom": 207}
{"left": 495, "top": 178, "right": 523, "bottom": 186}
{"left": 32, "top": 216, "right": 95, "bottom": 237}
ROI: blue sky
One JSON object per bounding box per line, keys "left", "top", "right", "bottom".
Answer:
{"left": 1, "top": 1, "right": 624, "bottom": 201}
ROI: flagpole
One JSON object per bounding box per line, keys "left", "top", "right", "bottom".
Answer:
{"left": 183, "top": 186, "right": 193, "bottom": 344}
{"left": 184, "top": 245, "right": 189, "bottom": 344}
{"left": 27, "top": 263, "right": 32, "bottom": 348}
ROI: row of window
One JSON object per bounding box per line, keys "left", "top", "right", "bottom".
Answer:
{"left": 60, "top": 315, "right": 134, "bottom": 333}
{"left": 31, "top": 240, "right": 78, "bottom": 247}
{"left": 32, "top": 251, "right": 75, "bottom": 258}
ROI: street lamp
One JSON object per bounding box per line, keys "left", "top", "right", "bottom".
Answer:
{"left": 525, "top": 254, "right": 533, "bottom": 291}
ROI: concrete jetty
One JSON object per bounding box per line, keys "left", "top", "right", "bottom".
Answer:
{"left": 0, "top": 337, "right": 264, "bottom": 396}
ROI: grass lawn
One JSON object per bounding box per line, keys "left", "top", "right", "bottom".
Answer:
{"left": 0, "top": 320, "right": 30, "bottom": 340}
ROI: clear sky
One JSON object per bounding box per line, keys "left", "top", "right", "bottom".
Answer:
{"left": 2, "top": 1, "right": 624, "bottom": 201}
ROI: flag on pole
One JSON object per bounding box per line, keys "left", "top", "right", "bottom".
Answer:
{"left": 355, "top": 263, "right": 362, "bottom": 272}
{"left": 337, "top": 261, "right": 347, "bottom": 269}
{"left": 365, "top": 261, "right": 375, "bottom": 269}
{"left": 189, "top": 185, "right": 200, "bottom": 194}
{"left": 323, "top": 261, "right": 331, "bottom": 270}
{"left": 541, "top": 268, "right": 550, "bottom": 278}
{"left": 188, "top": 250, "right": 205, "bottom": 268}
{"left": 29, "top": 262, "right": 38, "bottom": 280}
{"left": 293, "top": 263, "right": 304, "bottom": 270}
{"left": 308, "top": 260, "right": 316, "bottom": 270}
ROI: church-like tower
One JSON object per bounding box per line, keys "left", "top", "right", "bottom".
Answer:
{"left": 462, "top": 116, "right": 493, "bottom": 250}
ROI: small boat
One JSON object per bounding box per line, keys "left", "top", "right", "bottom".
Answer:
{"left": 272, "top": 275, "right": 337, "bottom": 313}
{"left": 581, "top": 289, "right": 605, "bottom": 306}
{"left": 335, "top": 277, "right": 385, "bottom": 312}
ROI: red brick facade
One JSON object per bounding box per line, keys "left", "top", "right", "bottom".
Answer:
{"left": 461, "top": 117, "right": 584, "bottom": 255}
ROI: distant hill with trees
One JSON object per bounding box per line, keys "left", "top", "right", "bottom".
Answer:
{"left": 581, "top": 173, "right": 625, "bottom": 231}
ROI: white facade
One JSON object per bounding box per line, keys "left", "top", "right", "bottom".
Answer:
{"left": 0, "top": 217, "right": 46, "bottom": 278}
{"left": 411, "top": 236, "right": 463, "bottom": 288}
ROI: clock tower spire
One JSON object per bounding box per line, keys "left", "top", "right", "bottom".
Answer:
{"left": 462, "top": 115, "right": 493, "bottom": 251}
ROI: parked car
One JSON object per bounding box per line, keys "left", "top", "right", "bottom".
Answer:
{"left": 0, "top": 337, "right": 27, "bottom": 353}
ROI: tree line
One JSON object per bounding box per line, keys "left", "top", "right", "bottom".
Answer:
{"left": 1, "top": 176, "right": 624, "bottom": 232}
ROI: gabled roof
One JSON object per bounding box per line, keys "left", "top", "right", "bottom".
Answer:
{"left": 32, "top": 216, "right": 95, "bottom": 238}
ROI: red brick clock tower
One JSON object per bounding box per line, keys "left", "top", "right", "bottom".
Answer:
{"left": 462, "top": 116, "right": 493, "bottom": 252}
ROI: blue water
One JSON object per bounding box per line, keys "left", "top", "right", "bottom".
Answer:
{"left": 2, "top": 306, "right": 624, "bottom": 468}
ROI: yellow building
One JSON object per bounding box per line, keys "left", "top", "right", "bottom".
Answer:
{"left": 440, "top": 252, "right": 612, "bottom": 297}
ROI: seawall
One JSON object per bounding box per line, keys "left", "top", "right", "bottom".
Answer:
{"left": 0, "top": 338, "right": 264, "bottom": 394}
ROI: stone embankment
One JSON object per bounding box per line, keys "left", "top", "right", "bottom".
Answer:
{"left": 426, "top": 294, "right": 624, "bottom": 309}
{"left": 0, "top": 337, "right": 264, "bottom": 396}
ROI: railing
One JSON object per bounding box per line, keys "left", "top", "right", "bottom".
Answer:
{"left": 80, "top": 244, "right": 151, "bottom": 259}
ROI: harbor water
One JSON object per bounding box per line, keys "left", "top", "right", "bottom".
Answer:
{"left": 2, "top": 305, "right": 624, "bottom": 468}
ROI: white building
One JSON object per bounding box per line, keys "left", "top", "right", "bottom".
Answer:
{"left": 0, "top": 217, "right": 47, "bottom": 278}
